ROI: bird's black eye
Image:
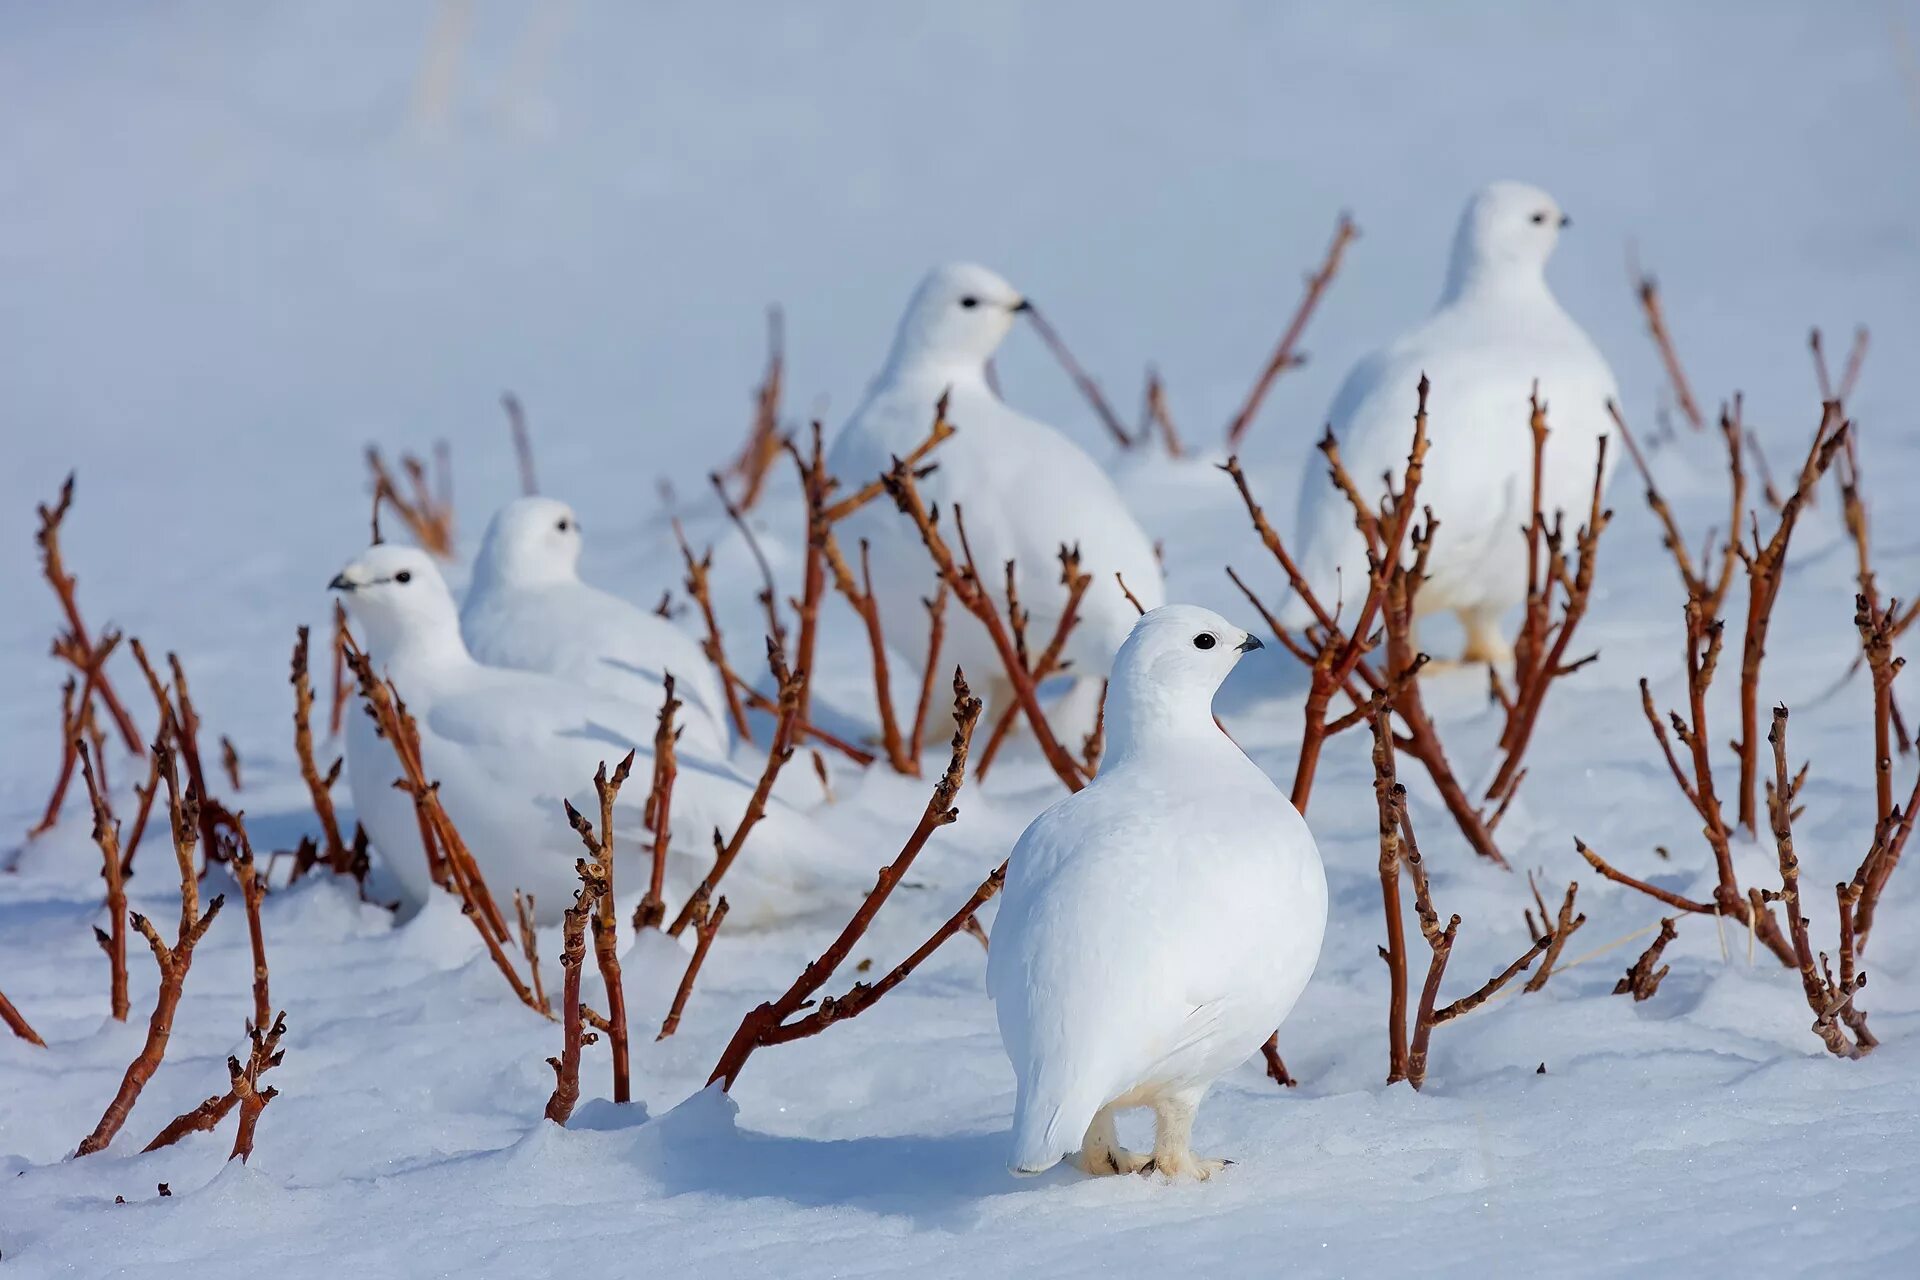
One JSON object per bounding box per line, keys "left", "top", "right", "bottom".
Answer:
{"left": 1530, "top": 211, "right": 1548, "bottom": 225}
{"left": 394, "top": 570, "right": 412, "bottom": 584}
{"left": 556, "top": 517, "right": 571, "bottom": 532}
{"left": 1193, "top": 633, "right": 1217, "bottom": 650}
{"left": 959, "top": 296, "right": 980, "bottom": 309}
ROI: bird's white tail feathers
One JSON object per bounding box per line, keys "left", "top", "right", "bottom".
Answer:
{"left": 1008, "top": 1076, "right": 1103, "bottom": 1176}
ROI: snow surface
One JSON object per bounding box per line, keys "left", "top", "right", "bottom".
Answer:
{"left": 5, "top": 3, "right": 1920, "bottom": 1276}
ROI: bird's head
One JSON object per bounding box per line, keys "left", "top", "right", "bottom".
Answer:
{"left": 1446, "top": 180, "right": 1567, "bottom": 294}
{"left": 329, "top": 543, "right": 461, "bottom": 662}
{"left": 887, "top": 262, "right": 1027, "bottom": 371}
{"left": 1104, "top": 604, "right": 1263, "bottom": 757}
{"left": 472, "top": 496, "right": 584, "bottom": 590}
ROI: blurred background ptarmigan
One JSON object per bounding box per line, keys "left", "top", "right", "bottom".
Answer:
{"left": 1284, "top": 180, "right": 1620, "bottom": 665}
{"left": 461, "top": 496, "right": 730, "bottom": 756}
{"left": 334, "top": 543, "right": 817, "bottom": 924}
{"left": 827, "top": 263, "right": 1166, "bottom": 737}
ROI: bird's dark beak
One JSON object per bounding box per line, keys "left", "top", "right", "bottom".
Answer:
{"left": 328, "top": 573, "right": 354, "bottom": 592}
{"left": 1236, "top": 633, "right": 1265, "bottom": 653}
{"left": 1011, "top": 298, "right": 1031, "bottom": 313}
{"left": 1558, "top": 214, "right": 1571, "bottom": 228}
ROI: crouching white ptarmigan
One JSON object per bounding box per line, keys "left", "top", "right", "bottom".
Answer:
{"left": 827, "top": 262, "right": 1165, "bottom": 735}
{"left": 332, "top": 543, "right": 819, "bottom": 925}
{"left": 1285, "top": 180, "right": 1620, "bottom": 665}
{"left": 460, "top": 496, "right": 731, "bottom": 757}
{"left": 988, "top": 605, "right": 1327, "bottom": 1179}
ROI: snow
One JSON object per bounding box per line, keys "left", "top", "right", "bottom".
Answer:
{"left": 5, "top": 3, "right": 1920, "bottom": 1276}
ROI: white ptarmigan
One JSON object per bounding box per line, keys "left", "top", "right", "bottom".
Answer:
{"left": 827, "top": 263, "right": 1165, "bottom": 732}
{"left": 1284, "top": 181, "right": 1620, "bottom": 664}
{"left": 460, "top": 496, "right": 730, "bottom": 756}
{"left": 332, "top": 543, "right": 814, "bottom": 925}
{"left": 988, "top": 605, "right": 1327, "bottom": 1179}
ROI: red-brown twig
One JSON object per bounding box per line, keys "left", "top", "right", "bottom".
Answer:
{"left": 1139, "top": 367, "right": 1186, "bottom": 458}
{"left": 77, "top": 735, "right": 226, "bottom": 1156}
{"left": 709, "top": 674, "right": 984, "bottom": 1089}
{"left": 1368, "top": 699, "right": 1554, "bottom": 1088}
{"left": 142, "top": 1012, "right": 286, "bottom": 1156}
{"left": 545, "top": 860, "right": 606, "bottom": 1125}
{"left": 819, "top": 392, "right": 958, "bottom": 526}
{"left": 226, "top": 1012, "right": 286, "bottom": 1163}
{"left": 710, "top": 471, "right": 789, "bottom": 654}
{"left": 35, "top": 475, "right": 143, "bottom": 756}
{"left": 1022, "top": 303, "right": 1133, "bottom": 449}
{"left": 328, "top": 600, "right": 350, "bottom": 739}
{"left": 1485, "top": 392, "right": 1611, "bottom": 807}
{"left": 291, "top": 627, "right": 351, "bottom": 875}
{"left": 975, "top": 546, "right": 1092, "bottom": 780}
{"left": 162, "top": 649, "right": 230, "bottom": 868}
{"left": 634, "top": 676, "right": 681, "bottom": 931}
{"left": 1731, "top": 404, "right": 1848, "bottom": 832}
{"left": 229, "top": 819, "right": 272, "bottom": 1032}
{"left": 674, "top": 522, "right": 756, "bottom": 743}
{"left": 1606, "top": 400, "right": 1743, "bottom": 616}
{"left": 785, "top": 423, "right": 834, "bottom": 731}
{"left": 825, "top": 533, "right": 916, "bottom": 774}
{"left": 365, "top": 445, "right": 456, "bottom": 557}
{"left": 77, "top": 742, "right": 130, "bottom": 1020}
{"left": 1613, "top": 917, "right": 1678, "bottom": 1001}
{"left": 724, "top": 306, "right": 786, "bottom": 511}
{"left": 668, "top": 641, "right": 805, "bottom": 936}
{"left": 0, "top": 989, "right": 44, "bottom": 1047}
{"left": 1224, "top": 212, "right": 1359, "bottom": 450}
{"left": 32, "top": 631, "right": 121, "bottom": 838}
{"left": 910, "top": 585, "right": 949, "bottom": 750}
{"left": 343, "top": 641, "right": 545, "bottom": 1014}
{"left": 514, "top": 891, "right": 550, "bottom": 1016}
{"left": 502, "top": 391, "right": 538, "bottom": 496}
{"left": 1635, "top": 272, "right": 1705, "bottom": 431}
{"left": 1762, "top": 707, "right": 1873, "bottom": 1056}
{"left": 658, "top": 896, "right": 730, "bottom": 1040}
{"left": 564, "top": 751, "right": 637, "bottom": 1104}
{"left": 1247, "top": 382, "right": 1507, "bottom": 863}
{"left": 882, "top": 462, "right": 1087, "bottom": 792}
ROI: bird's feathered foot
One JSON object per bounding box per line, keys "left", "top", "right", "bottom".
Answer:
{"left": 1074, "top": 1106, "right": 1152, "bottom": 1176}
{"left": 1142, "top": 1091, "right": 1230, "bottom": 1181}
{"left": 1458, "top": 606, "right": 1514, "bottom": 668}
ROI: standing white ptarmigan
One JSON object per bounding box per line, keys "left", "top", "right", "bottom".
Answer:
{"left": 333, "top": 544, "right": 818, "bottom": 925}
{"left": 827, "top": 263, "right": 1165, "bottom": 732}
{"left": 460, "top": 497, "right": 730, "bottom": 756}
{"left": 988, "top": 605, "right": 1327, "bottom": 1179}
{"left": 1284, "top": 181, "right": 1620, "bottom": 665}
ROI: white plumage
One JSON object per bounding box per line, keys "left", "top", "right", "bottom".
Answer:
{"left": 827, "top": 263, "right": 1165, "bottom": 731}
{"left": 460, "top": 496, "right": 730, "bottom": 757}
{"left": 333, "top": 544, "right": 814, "bottom": 925}
{"left": 1284, "top": 180, "right": 1620, "bottom": 664}
{"left": 988, "top": 605, "right": 1327, "bottom": 1179}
